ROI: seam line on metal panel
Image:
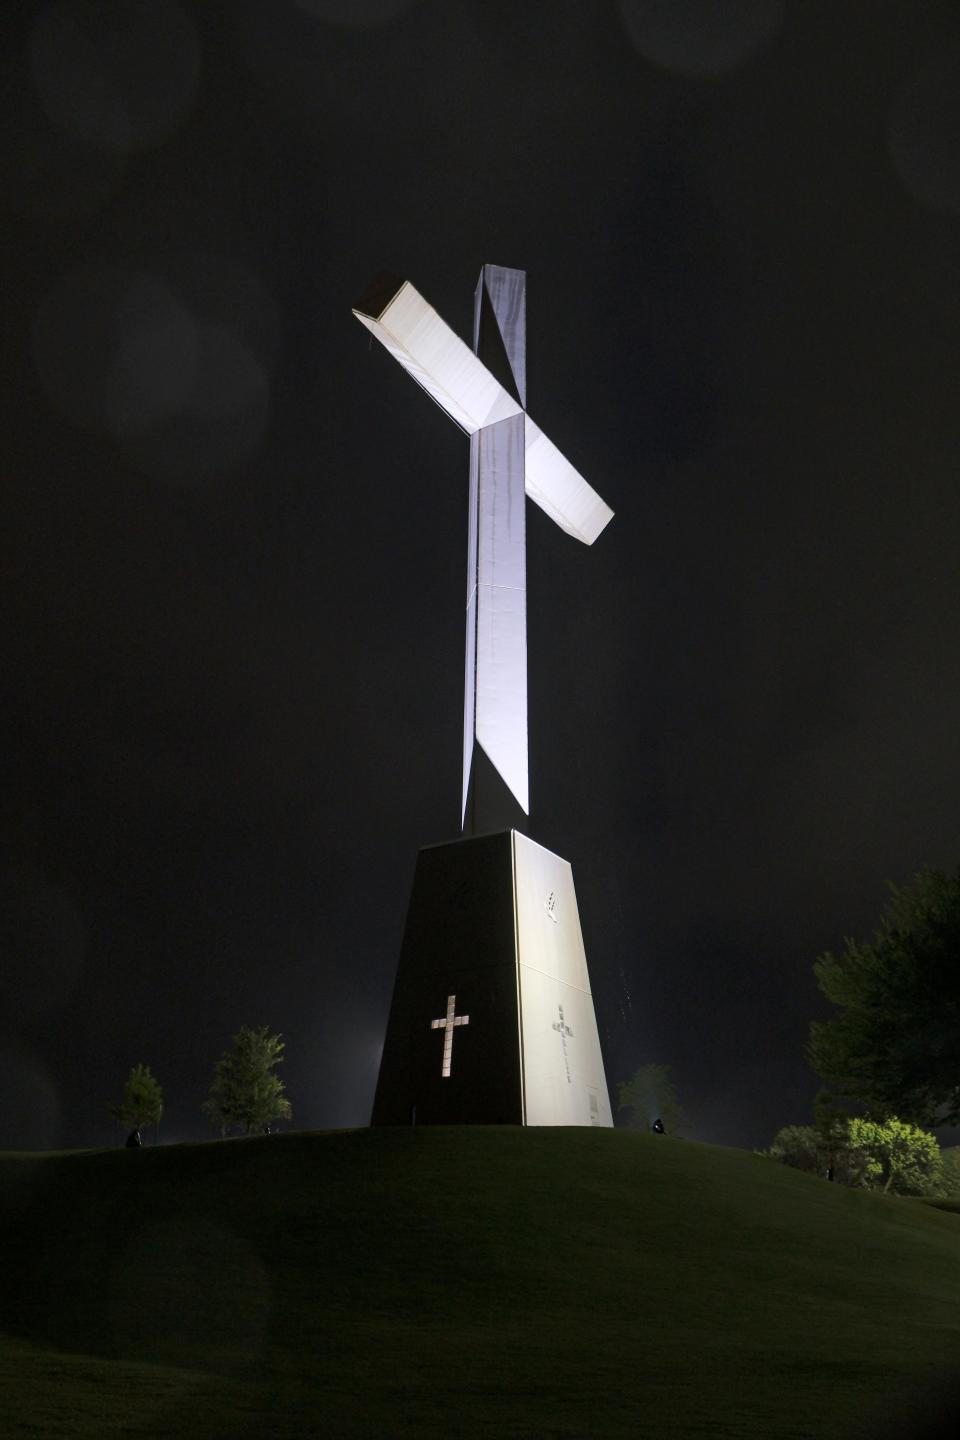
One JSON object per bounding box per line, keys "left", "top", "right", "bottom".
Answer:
{"left": 516, "top": 963, "right": 593, "bottom": 997}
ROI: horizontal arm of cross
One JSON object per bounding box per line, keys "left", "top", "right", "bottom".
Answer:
{"left": 353, "top": 275, "right": 613, "bottom": 546}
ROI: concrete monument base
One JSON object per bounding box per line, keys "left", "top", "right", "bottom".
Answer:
{"left": 371, "top": 831, "right": 613, "bottom": 1127}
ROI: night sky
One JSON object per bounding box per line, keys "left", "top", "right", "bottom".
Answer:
{"left": 3, "top": 0, "right": 959, "bottom": 1153}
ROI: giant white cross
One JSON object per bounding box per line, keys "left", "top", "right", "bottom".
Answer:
{"left": 353, "top": 267, "right": 613, "bottom": 826}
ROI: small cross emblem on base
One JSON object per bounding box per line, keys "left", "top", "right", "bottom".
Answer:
{"left": 430, "top": 994, "right": 469, "bottom": 1078}
{"left": 552, "top": 1006, "right": 574, "bottom": 1039}
{"left": 553, "top": 1004, "right": 574, "bottom": 1084}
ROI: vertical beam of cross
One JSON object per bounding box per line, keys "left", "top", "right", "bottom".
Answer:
{"left": 463, "top": 265, "right": 529, "bottom": 827}
{"left": 430, "top": 994, "right": 469, "bottom": 1077}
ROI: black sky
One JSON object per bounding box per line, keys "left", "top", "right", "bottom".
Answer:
{"left": 2, "top": 0, "right": 959, "bottom": 1152}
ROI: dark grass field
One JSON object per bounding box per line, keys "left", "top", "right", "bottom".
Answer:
{"left": 1, "top": 1128, "right": 959, "bottom": 1437}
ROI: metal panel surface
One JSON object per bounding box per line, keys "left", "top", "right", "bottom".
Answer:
{"left": 475, "top": 581, "right": 528, "bottom": 815}
{"left": 518, "top": 966, "right": 611, "bottom": 1126}
{"left": 513, "top": 831, "right": 590, "bottom": 991}
{"left": 462, "top": 587, "right": 478, "bottom": 825}
{"left": 475, "top": 414, "right": 528, "bottom": 815}
{"left": 462, "top": 431, "right": 479, "bottom": 824}
{"left": 353, "top": 281, "right": 522, "bottom": 435}
{"left": 512, "top": 832, "right": 613, "bottom": 1127}
{"left": 370, "top": 832, "right": 524, "bottom": 1126}
{"left": 477, "top": 414, "right": 526, "bottom": 590}
{"left": 524, "top": 415, "right": 614, "bottom": 545}
{"left": 476, "top": 265, "right": 527, "bottom": 407}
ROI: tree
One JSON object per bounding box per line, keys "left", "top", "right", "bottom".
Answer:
{"left": 847, "top": 1116, "right": 943, "bottom": 1196}
{"left": 766, "top": 1124, "right": 823, "bottom": 1174}
{"left": 113, "top": 1064, "right": 163, "bottom": 1137}
{"left": 766, "top": 1115, "right": 943, "bottom": 1195}
{"left": 618, "top": 1063, "right": 687, "bottom": 1135}
{"left": 809, "top": 867, "right": 960, "bottom": 1126}
{"left": 940, "top": 1147, "right": 960, "bottom": 1198}
{"left": 813, "top": 1090, "right": 857, "bottom": 1180}
{"left": 202, "top": 1025, "right": 292, "bottom": 1137}
{"left": 766, "top": 1121, "right": 872, "bottom": 1187}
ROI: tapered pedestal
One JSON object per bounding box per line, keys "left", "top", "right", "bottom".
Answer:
{"left": 371, "top": 830, "right": 613, "bottom": 1127}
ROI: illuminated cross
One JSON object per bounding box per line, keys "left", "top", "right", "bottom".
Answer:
{"left": 430, "top": 994, "right": 469, "bottom": 1078}
{"left": 353, "top": 267, "right": 613, "bottom": 829}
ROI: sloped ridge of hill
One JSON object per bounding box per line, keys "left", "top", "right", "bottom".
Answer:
{"left": 1, "top": 1127, "right": 959, "bottom": 1438}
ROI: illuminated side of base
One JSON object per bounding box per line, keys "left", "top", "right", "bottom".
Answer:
{"left": 371, "top": 831, "right": 613, "bottom": 1127}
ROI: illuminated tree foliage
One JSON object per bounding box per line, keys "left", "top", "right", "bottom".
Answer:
{"left": 767, "top": 1116, "right": 943, "bottom": 1196}
{"left": 847, "top": 1116, "right": 942, "bottom": 1195}
{"left": 618, "top": 1063, "right": 687, "bottom": 1135}
{"left": 113, "top": 1063, "right": 163, "bottom": 1134}
{"left": 809, "top": 868, "right": 960, "bottom": 1126}
{"left": 765, "top": 1123, "right": 871, "bottom": 1187}
{"left": 202, "top": 1025, "right": 292, "bottom": 1137}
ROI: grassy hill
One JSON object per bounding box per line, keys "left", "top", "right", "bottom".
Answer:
{"left": 1, "top": 1127, "right": 959, "bottom": 1438}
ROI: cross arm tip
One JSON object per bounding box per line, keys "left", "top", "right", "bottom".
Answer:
{"left": 353, "top": 271, "right": 406, "bottom": 322}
